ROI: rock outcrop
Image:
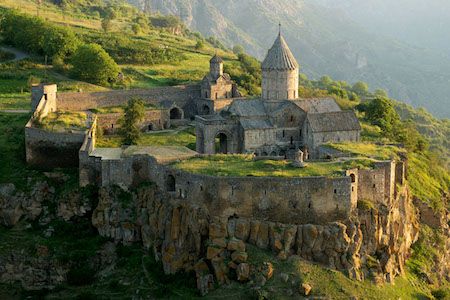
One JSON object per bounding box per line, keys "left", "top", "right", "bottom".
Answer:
{"left": 0, "top": 182, "right": 53, "bottom": 227}
{"left": 90, "top": 181, "right": 420, "bottom": 293}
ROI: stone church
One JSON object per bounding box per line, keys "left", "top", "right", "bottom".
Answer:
{"left": 195, "top": 32, "right": 361, "bottom": 157}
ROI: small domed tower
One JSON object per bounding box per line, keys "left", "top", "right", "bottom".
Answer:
{"left": 209, "top": 54, "right": 223, "bottom": 80}
{"left": 261, "top": 30, "right": 299, "bottom": 101}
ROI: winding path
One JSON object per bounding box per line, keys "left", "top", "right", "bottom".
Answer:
{"left": 0, "top": 46, "right": 29, "bottom": 62}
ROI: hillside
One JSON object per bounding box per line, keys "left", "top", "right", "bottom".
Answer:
{"left": 129, "top": 0, "right": 450, "bottom": 118}
{"left": 0, "top": 1, "right": 449, "bottom": 299}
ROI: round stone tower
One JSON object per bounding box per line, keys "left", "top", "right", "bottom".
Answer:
{"left": 261, "top": 31, "right": 299, "bottom": 101}
{"left": 210, "top": 54, "right": 223, "bottom": 80}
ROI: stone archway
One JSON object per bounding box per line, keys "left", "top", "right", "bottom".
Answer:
{"left": 202, "top": 105, "right": 210, "bottom": 115}
{"left": 215, "top": 132, "right": 229, "bottom": 154}
{"left": 170, "top": 107, "right": 182, "bottom": 120}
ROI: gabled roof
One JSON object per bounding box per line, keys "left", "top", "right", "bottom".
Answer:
{"left": 292, "top": 98, "right": 341, "bottom": 114}
{"left": 240, "top": 119, "right": 273, "bottom": 130}
{"left": 262, "top": 34, "right": 299, "bottom": 71}
{"left": 227, "top": 99, "right": 267, "bottom": 117}
{"left": 307, "top": 111, "right": 361, "bottom": 133}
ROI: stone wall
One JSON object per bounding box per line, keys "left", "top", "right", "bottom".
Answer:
{"left": 25, "top": 126, "right": 86, "bottom": 168}
{"left": 26, "top": 85, "right": 86, "bottom": 168}
{"left": 97, "top": 109, "right": 170, "bottom": 134}
{"left": 57, "top": 85, "right": 200, "bottom": 117}
{"left": 195, "top": 116, "right": 241, "bottom": 154}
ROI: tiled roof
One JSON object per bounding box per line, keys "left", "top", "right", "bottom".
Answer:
{"left": 228, "top": 99, "right": 267, "bottom": 117}
{"left": 262, "top": 34, "right": 298, "bottom": 71}
{"left": 307, "top": 111, "right": 361, "bottom": 133}
{"left": 292, "top": 98, "right": 341, "bottom": 114}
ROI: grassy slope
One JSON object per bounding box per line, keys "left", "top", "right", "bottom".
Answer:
{"left": 0, "top": 0, "right": 237, "bottom": 110}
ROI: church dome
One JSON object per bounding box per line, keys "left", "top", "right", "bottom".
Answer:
{"left": 261, "top": 34, "right": 298, "bottom": 71}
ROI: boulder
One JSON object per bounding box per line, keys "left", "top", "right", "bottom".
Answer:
{"left": 227, "top": 238, "right": 246, "bottom": 252}
{"left": 231, "top": 251, "right": 248, "bottom": 264}
{"left": 236, "top": 263, "right": 250, "bottom": 282}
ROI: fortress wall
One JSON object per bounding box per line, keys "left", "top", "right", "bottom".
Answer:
{"left": 97, "top": 109, "right": 170, "bottom": 134}
{"left": 56, "top": 85, "right": 201, "bottom": 113}
{"left": 161, "top": 169, "right": 353, "bottom": 225}
{"left": 25, "top": 126, "right": 86, "bottom": 168}
{"left": 357, "top": 168, "right": 387, "bottom": 205}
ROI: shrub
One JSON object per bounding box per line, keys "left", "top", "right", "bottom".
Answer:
{"left": 0, "top": 11, "right": 79, "bottom": 59}
{"left": 70, "top": 43, "right": 120, "bottom": 85}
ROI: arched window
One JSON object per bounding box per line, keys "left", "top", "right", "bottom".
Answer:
{"left": 350, "top": 174, "right": 356, "bottom": 183}
{"left": 167, "top": 175, "right": 176, "bottom": 192}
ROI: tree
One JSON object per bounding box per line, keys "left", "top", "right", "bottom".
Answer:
{"left": 374, "top": 89, "right": 388, "bottom": 98}
{"left": 233, "top": 45, "right": 244, "bottom": 55}
{"left": 195, "top": 40, "right": 205, "bottom": 50}
{"left": 101, "top": 17, "right": 112, "bottom": 32}
{"left": 131, "top": 23, "right": 142, "bottom": 35}
{"left": 70, "top": 44, "right": 120, "bottom": 85}
{"left": 358, "top": 97, "right": 400, "bottom": 137}
{"left": 352, "top": 81, "right": 369, "bottom": 96}
{"left": 42, "top": 25, "right": 79, "bottom": 58}
{"left": 319, "top": 76, "right": 333, "bottom": 88}
{"left": 119, "top": 98, "right": 146, "bottom": 145}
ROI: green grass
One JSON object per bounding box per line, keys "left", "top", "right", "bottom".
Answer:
{"left": 327, "top": 142, "right": 404, "bottom": 160}
{"left": 38, "top": 111, "right": 87, "bottom": 132}
{"left": 211, "top": 244, "right": 434, "bottom": 300}
{"left": 96, "top": 127, "right": 197, "bottom": 149}
{"left": 174, "top": 154, "right": 374, "bottom": 178}
{"left": 0, "top": 112, "right": 43, "bottom": 187}
{"left": 407, "top": 152, "right": 450, "bottom": 212}
{"left": 0, "top": 92, "right": 30, "bottom": 110}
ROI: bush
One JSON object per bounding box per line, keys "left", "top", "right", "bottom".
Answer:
{"left": 67, "top": 265, "right": 96, "bottom": 286}
{"left": 0, "top": 49, "right": 15, "bottom": 62}
{"left": 195, "top": 40, "right": 205, "bottom": 50}
{"left": 70, "top": 43, "right": 119, "bottom": 85}
{"left": 0, "top": 11, "right": 79, "bottom": 59}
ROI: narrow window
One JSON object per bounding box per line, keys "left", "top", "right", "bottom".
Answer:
{"left": 111, "top": 124, "right": 114, "bottom": 129}
{"left": 334, "top": 189, "right": 337, "bottom": 194}
{"left": 290, "top": 136, "right": 293, "bottom": 145}
{"left": 282, "top": 130, "right": 285, "bottom": 138}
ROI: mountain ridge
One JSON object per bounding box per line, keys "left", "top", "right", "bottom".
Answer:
{"left": 129, "top": 0, "right": 450, "bottom": 118}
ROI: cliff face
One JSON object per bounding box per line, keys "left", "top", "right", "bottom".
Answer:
{"left": 91, "top": 182, "right": 420, "bottom": 291}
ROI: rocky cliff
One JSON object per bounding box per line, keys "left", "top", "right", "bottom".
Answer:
{"left": 91, "top": 181, "right": 421, "bottom": 294}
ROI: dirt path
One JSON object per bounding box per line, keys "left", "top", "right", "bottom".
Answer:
{"left": 0, "top": 46, "right": 29, "bottom": 62}
{"left": 0, "top": 109, "right": 30, "bottom": 114}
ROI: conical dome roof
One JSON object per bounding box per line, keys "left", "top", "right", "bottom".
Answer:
{"left": 261, "top": 34, "right": 298, "bottom": 71}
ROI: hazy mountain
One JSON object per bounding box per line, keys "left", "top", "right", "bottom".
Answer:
{"left": 129, "top": 0, "right": 450, "bottom": 118}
